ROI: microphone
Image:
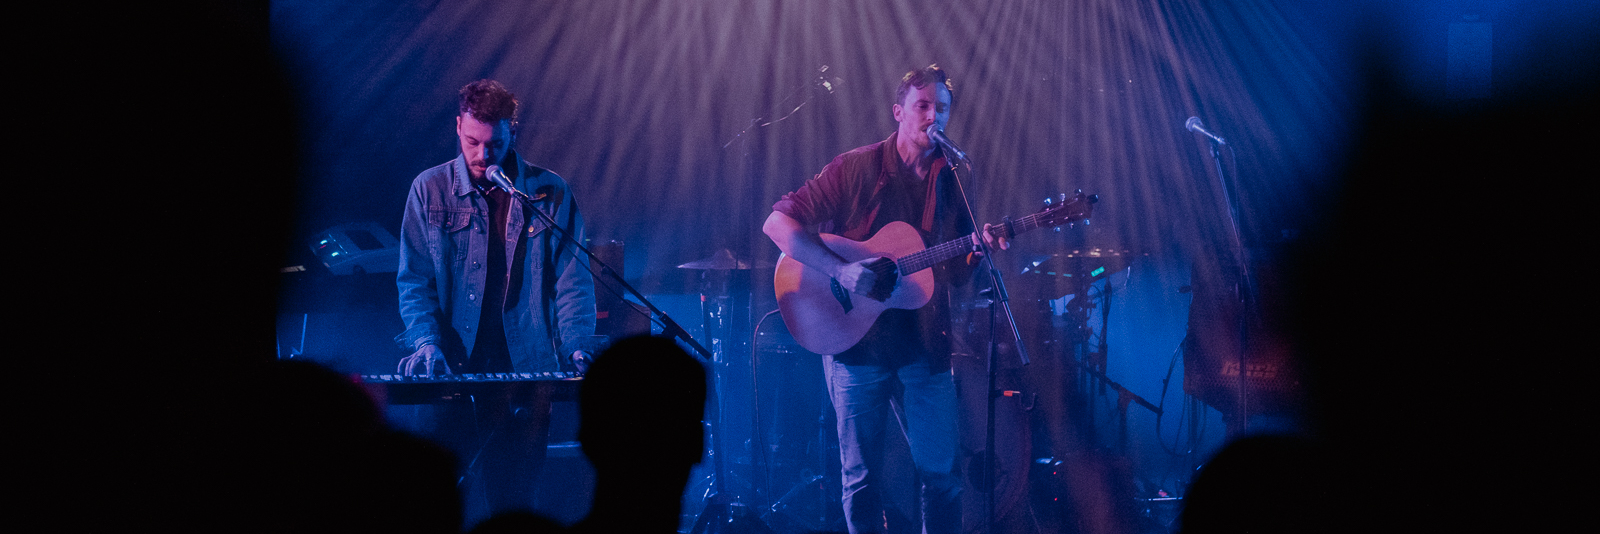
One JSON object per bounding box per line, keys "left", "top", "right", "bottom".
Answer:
{"left": 926, "top": 125, "right": 968, "bottom": 162}
{"left": 1185, "top": 117, "right": 1227, "bottom": 145}
{"left": 485, "top": 164, "right": 518, "bottom": 193}
{"left": 486, "top": 165, "right": 549, "bottom": 201}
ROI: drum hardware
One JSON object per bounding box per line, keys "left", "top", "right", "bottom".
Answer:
{"left": 678, "top": 251, "right": 771, "bottom": 534}
{"left": 677, "top": 248, "right": 774, "bottom": 270}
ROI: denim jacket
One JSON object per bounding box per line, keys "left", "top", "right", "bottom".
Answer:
{"left": 395, "top": 153, "right": 605, "bottom": 372}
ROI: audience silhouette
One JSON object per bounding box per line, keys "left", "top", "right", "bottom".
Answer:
{"left": 570, "top": 335, "right": 709, "bottom": 534}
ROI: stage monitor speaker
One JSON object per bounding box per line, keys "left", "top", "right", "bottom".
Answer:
{"left": 1181, "top": 258, "right": 1304, "bottom": 425}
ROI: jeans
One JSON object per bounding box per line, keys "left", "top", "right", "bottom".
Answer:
{"left": 824, "top": 355, "right": 962, "bottom": 534}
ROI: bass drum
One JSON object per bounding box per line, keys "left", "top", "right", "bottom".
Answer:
{"left": 952, "top": 299, "right": 1040, "bottom": 534}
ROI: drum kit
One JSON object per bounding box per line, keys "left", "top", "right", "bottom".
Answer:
{"left": 670, "top": 237, "right": 1154, "bottom": 534}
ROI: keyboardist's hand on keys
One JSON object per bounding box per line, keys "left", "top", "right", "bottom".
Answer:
{"left": 571, "top": 350, "right": 593, "bottom": 374}
{"left": 399, "top": 343, "right": 452, "bottom": 377}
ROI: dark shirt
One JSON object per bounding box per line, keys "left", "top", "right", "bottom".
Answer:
{"left": 772, "top": 132, "right": 974, "bottom": 369}
{"left": 467, "top": 184, "right": 515, "bottom": 373}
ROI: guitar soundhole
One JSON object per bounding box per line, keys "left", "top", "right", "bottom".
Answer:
{"left": 865, "top": 257, "right": 898, "bottom": 301}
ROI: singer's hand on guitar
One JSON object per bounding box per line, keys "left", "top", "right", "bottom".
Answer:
{"left": 836, "top": 257, "right": 897, "bottom": 302}
{"left": 967, "top": 224, "right": 1009, "bottom": 265}
{"left": 833, "top": 259, "right": 873, "bottom": 296}
{"left": 979, "top": 223, "right": 1010, "bottom": 251}
{"left": 399, "top": 343, "right": 452, "bottom": 377}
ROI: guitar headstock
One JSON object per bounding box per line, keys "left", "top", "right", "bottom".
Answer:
{"left": 985, "top": 190, "right": 1099, "bottom": 240}
{"left": 1036, "top": 189, "right": 1097, "bottom": 229}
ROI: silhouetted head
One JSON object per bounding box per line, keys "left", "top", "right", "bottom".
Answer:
{"left": 577, "top": 336, "right": 707, "bottom": 472}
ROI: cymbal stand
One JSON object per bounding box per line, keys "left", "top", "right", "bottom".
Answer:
{"left": 688, "top": 269, "right": 770, "bottom": 534}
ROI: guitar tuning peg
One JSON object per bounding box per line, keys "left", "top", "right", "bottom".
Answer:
{"left": 1042, "top": 196, "right": 1054, "bottom": 207}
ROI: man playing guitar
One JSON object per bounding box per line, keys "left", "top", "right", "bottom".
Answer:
{"left": 763, "top": 65, "right": 1006, "bottom": 534}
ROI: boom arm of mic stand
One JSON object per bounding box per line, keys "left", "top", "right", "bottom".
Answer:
{"left": 508, "top": 191, "right": 714, "bottom": 363}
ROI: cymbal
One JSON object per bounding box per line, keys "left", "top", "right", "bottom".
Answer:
{"left": 676, "top": 248, "right": 772, "bottom": 270}
{"left": 1022, "top": 248, "right": 1141, "bottom": 278}
{"left": 1012, "top": 248, "right": 1144, "bottom": 299}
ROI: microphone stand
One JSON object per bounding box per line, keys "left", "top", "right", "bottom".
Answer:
{"left": 501, "top": 179, "right": 746, "bottom": 529}
{"left": 500, "top": 184, "right": 713, "bottom": 363}
{"left": 1198, "top": 133, "right": 1254, "bottom": 435}
{"left": 941, "top": 151, "right": 1028, "bottom": 534}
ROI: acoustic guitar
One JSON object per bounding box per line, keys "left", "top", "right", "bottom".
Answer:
{"left": 774, "top": 191, "right": 1096, "bottom": 355}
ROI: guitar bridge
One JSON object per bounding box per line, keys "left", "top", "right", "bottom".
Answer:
{"left": 830, "top": 277, "right": 854, "bottom": 313}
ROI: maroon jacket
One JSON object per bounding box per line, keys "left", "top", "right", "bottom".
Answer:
{"left": 772, "top": 132, "right": 975, "bottom": 368}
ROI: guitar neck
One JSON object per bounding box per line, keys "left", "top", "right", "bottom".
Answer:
{"left": 894, "top": 212, "right": 1052, "bottom": 276}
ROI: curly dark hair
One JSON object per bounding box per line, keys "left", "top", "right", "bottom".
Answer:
{"left": 458, "top": 79, "right": 519, "bottom": 126}
{"left": 895, "top": 64, "right": 955, "bottom": 108}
